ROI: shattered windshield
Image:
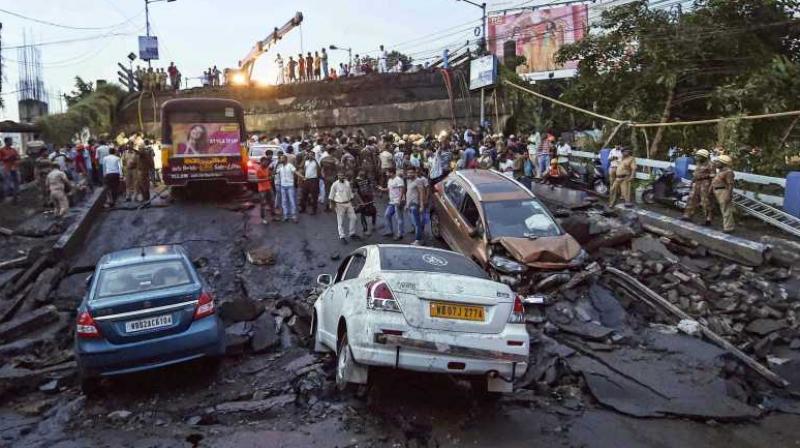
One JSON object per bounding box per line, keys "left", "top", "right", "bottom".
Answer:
{"left": 483, "top": 199, "right": 561, "bottom": 239}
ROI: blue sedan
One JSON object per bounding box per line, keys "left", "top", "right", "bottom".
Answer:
{"left": 75, "top": 245, "right": 225, "bottom": 394}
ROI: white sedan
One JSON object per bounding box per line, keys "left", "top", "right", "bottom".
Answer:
{"left": 312, "top": 244, "right": 529, "bottom": 393}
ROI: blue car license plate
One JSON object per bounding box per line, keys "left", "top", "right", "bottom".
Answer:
{"left": 124, "top": 314, "right": 173, "bottom": 333}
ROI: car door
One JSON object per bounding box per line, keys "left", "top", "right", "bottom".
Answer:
{"left": 439, "top": 179, "right": 467, "bottom": 250}
{"left": 322, "top": 251, "right": 368, "bottom": 340}
{"left": 457, "top": 193, "right": 488, "bottom": 264}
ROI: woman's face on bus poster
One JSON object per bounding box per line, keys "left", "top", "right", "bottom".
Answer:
{"left": 174, "top": 123, "right": 240, "bottom": 156}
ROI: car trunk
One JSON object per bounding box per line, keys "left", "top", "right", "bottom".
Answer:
{"left": 89, "top": 284, "right": 201, "bottom": 345}
{"left": 384, "top": 273, "right": 513, "bottom": 334}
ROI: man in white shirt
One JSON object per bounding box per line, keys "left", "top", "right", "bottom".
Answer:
{"left": 299, "top": 149, "right": 320, "bottom": 214}
{"left": 275, "top": 154, "right": 299, "bottom": 222}
{"left": 378, "top": 45, "right": 388, "bottom": 73}
{"left": 498, "top": 152, "right": 515, "bottom": 178}
{"left": 101, "top": 148, "right": 123, "bottom": 206}
{"left": 379, "top": 168, "right": 406, "bottom": 240}
{"left": 378, "top": 146, "right": 395, "bottom": 188}
{"left": 556, "top": 139, "right": 572, "bottom": 164}
{"left": 405, "top": 167, "right": 428, "bottom": 246}
{"left": 328, "top": 171, "right": 358, "bottom": 243}
{"left": 95, "top": 140, "right": 110, "bottom": 177}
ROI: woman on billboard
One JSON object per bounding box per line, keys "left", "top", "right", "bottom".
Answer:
{"left": 178, "top": 124, "right": 209, "bottom": 155}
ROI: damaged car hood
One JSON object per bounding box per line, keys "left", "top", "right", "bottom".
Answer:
{"left": 497, "top": 234, "right": 582, "bottom": 266}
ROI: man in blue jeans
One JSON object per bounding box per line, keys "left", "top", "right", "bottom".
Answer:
{"left": 380, "top": 168, "right": 405, "bottom": 240}
{"left": 275, "top": 154, "right": 299, "bottom": 223}
{"left": 405, "top": 166, "right": 428, "bottom": 246}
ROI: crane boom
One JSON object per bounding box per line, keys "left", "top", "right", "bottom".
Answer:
{"left": 225, "top": 12, "right": 303, "bottom": 85}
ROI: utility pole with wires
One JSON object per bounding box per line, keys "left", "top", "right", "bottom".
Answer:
{"left": 457, "top": 0, "right": 488, "bottom": 129}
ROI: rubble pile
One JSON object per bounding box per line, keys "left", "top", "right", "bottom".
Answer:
{"left": 220, "top": 294, "right": 315, "bottom": 356}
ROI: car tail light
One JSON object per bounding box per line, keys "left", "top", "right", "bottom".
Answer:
{"left": 76, "top": 311, "right": 101, "bottom": 339}
{"left": 366, "top": 280, "right": 401, "bottom": 313}
{"left": 194, "top": 291, "right": 215, "bottom": 320}
{"left": 508, "top": 295, "right": 525, "bottom": 324}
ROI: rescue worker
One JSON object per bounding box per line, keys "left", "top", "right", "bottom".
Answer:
{"left": 711, "top": 154, "right": 735, "bottom": 233}
{"left": 609, "top": 147, "right": 636, "bottom": 207}
{"left": 137, "top": 144, "right": 155, "bottom": 202}
{"left": 34, "top": 149, "right": 54, "bottom": 207}
{"left": 681, "top": 149, "right": 713, "bottom": 225}
{"left": 46, "top": 161, "right": 73, "bottom": 218}
{"left": 122, "top": 145, "right": 139, "bottom": 201}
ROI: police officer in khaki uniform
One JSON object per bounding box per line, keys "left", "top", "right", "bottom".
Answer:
{"left": 609, "top": 147, "right": 636, "bottom": 206}
{"left": 711, "top": 154, "right": 735, "bottom": 233}
{"left": 34, "top": 150, "right": 53, "bottom": 207}
{"left": 46, "top": 161, "right": 73, "bottom": 218}
{"left": 681, "top": 149, "right": 714, "bottom": 225}
{"left": 122, "top": 145, "right": 139, "bottom": 201}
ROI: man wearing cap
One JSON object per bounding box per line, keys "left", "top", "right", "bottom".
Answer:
{"left": 609, "top": 147, "right": 636, "bottom": 207}
{"left": 682, "top": 149, "right": 714, "bottom": 225}
{"left": 711, "top": 154, "right": 735, "bottom": 233}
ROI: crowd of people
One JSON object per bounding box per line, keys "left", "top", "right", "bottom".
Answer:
{"left": 25, "top": 133, "right": 161, "bottom": 217}
{"left": 133, "top": 62, "right": 182, "bottom": 92}
{"left": 274, "top": 45, "right": 413, "bottom": 85}
{"left": 245, "top": 127, "right": 580, "bottom": 245}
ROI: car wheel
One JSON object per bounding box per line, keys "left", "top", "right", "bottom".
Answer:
{"left": 336, "top": 333, "right": 358, "bottom": 393}
{"left": 430, "top": 211, "right": 443, "bottom": 240}
{"left": 642, "top": 190, "right": 656, "bottom": 204}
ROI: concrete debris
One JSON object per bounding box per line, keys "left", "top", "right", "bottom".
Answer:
{"left": 0, "top": 305, "right": 59, "bottom": 344}
{"left": 250, "top": 311, "right": 280, "bottom": 353}
{"left": 224, "top": 321, "right": 254, "bottom": 355}
{"left": 107, "top": 410, "right": 133, "bottom": 421}
{"left": 246, "top": 247, "right": 276, "bottom": 266}
{"left": 677, "top": 319, "right": 701, "bottom": 336}
{"left": 219, "top": 297, "right": 266, "bottom": 322}
{"left": 746, "top": 319, "right": 789, "bottom": 336}
{"left": 214, "top": 393, "right": 296, "bottom": 414}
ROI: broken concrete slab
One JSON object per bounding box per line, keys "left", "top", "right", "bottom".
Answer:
{"left": 745, "top": 319, "right": 788, "bottom": 336}
{"left": 224, "top": 321, "right": 253, "bottom": 355}
{"left": 632, "top": 236, "right": 679, "bottom": 264}
{"left": 633, "top": 208, "right": 770, "bottom": 266}
{"left": 568, "top": 330, "right": 761, "bottom": 420}
{"left": 0, "top": 269, "right": 23, "bottom": 291}
{"left": 214, "top": 393, "right": 296, "bottom": 414}
{"left": 219, "top": 297, "right": 265, "bottom": 323}
{"left": 26, "top": 264, "right": 67, "bottom": 305}
{"left": 0, "top": 313, "right": 68, "bottom": 358}
{"left": 9, "top": 254, "right": 51, "bottom": 296}
{"left": 0, "top": 305, "right": 59, "bottom": 344}
{"left": 250, "top": 312, "right": 280, "bottom": 353}
{"left": 588, "top": 284, "right": 626, "bottom": 330}
{"left": 53, "top": 273, "right": 88, "bottom": 311}
{"left": 555, "top": 321, "right": 615, "bottom": 341}
{"left": 246, "top": 247, "right": 276, "bottom": 266}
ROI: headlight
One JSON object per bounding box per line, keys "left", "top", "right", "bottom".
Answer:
{"left": 568, "top": 249, "right": 588, "bottom": 268}
{"left": 490, "top": 255, "right": 527, "bottom": 274}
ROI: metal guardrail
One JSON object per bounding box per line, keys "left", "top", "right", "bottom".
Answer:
{"left": 567, "top": 150, "right": 786, "bottom": 206}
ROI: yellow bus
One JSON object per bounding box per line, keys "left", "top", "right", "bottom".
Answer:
{"left": 160, "top": 98, "right": 248, "bottom": 186}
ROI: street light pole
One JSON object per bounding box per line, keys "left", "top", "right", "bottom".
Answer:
{"left": 457, "top": 0, "right": 489, "bottom": 129}
{"left": 143, "top": 0, "right": 175, "bottom": 68}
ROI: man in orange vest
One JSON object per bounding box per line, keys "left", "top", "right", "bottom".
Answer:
{"left": 255, "top": 152, "right": 274, "bottom": 224}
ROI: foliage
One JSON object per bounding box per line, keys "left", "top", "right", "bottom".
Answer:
{"left": 62, "top": 76, "right": 95, "bottom": 107}
{"left": 510, "top": 0, "right": 800, "bottom": 174}
{"left": 387, "top": 51, "right": 412, "bottom": 70}
{"left": 39, "top": 82, "right": 125, "bottom": 146}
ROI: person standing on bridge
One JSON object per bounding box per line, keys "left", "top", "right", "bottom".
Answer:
{"left": 608, "top": 147, "right": 636, "bottom": 207}
{"left": 681, "top": 149, "right": 714, "bottom": 226}
{"left": 379, "top": 45, "right": 388, "bottom": 73}
{"left": 321, "top": 48, "right": 329, "bottom": 79}
{"left": 275, "top": 54, "right": 285, "bottom": 84}
{"left": 298, "top": 54, "right": 306, "bottom": 82}
{"left": 305, "top": 52, "right": 314, "bottom": 81}
{"left": 46, "top": 161, "right": 73, "bottom": 218}
{"left": 288, "top": 56, "right": 297, "bottom": 83}
{"left": 313, "top": 51, "right": 321, "bottom": 81}
{"left": 712, "top": 154, "right": 736, "bottom": 233}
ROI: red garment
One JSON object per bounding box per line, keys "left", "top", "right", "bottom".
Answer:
{"left": 0, "top": 146, "right": 20, "bottom": 171}
{"left": 255, "top": 165, "right": 272, "bottom": 192}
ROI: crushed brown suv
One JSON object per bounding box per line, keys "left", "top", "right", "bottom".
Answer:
{"left": 430, "top": 169, "right": 585, "bottom": 293}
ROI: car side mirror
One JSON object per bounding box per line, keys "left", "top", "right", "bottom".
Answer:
{"left": 317, "top": 274, "right": 333, "bottom": 286}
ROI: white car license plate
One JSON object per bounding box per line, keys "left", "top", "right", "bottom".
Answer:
{"left": 125, "top": 314, "right": 173, "bottom": 333}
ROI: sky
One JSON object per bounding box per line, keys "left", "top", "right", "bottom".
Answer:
{"left": 0, "top": 0, "right": 623, "bottom": 122}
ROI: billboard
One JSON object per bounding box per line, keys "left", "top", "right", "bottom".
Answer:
{"left": 172, "top": 123, "right": 241, "bottom": 157}
{"left": 138, "top": 35, "right": 159, "bottom": 61}
{"left": 488, "top": 5, "right": 589, "bottom": 80}
{"left": 469, "top": 55, "right": 497, "bottom": 90}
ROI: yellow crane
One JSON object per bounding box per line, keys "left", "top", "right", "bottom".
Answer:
{"left": 225, "top": 12, "right": 304, "bottom": 86}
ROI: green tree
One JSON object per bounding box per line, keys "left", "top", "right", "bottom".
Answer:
{"left": 386, "top": 51, "right": 412, "bottom": 70}
{"left": 40, "top": 83, "right": 125, "bottom": 145}
{"left": 62, "top": 76, "right": 95, "bottom": 107}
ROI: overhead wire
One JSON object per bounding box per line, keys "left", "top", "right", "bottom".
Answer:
{"left": 0, "top": 7, "right": 144, "bottom": 31}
